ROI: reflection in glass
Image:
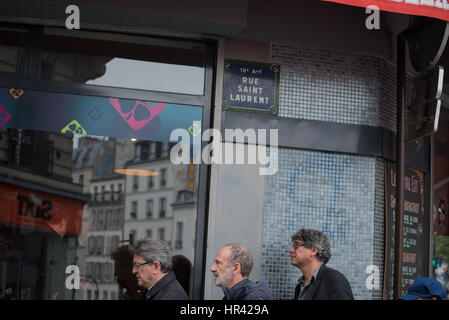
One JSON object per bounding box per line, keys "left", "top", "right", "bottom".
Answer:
{"left": 0, "top": 27, "right": 26, "bottom": 74}
{"left": 40, "top": 31, "right": 205, "bottom": 95}
{"left": 0, "top": 127, "right": 199, "bottom": 299}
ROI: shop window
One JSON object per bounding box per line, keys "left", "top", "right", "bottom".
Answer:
{"left": 0, "top": 26, "right": 207, "bottom": 300}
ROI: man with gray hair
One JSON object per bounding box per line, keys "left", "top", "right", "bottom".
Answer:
{"left": 289, "top": 229, "right": 354, "bottom": 300}
{"left": 210, "top": 243, "right": 272, "bottom": 300}
{"left": 132, "top": 238, "right": 188, "bottom": 300}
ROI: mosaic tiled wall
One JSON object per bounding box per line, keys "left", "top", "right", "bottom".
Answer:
{"left": 260, "top": 43, "right": 396, "bottom": 300}
{"left": 271, "top": 43, "right": 381, "bottom": 126}
{"left": 262, "top": 149, "right": 376, "bottom": 300}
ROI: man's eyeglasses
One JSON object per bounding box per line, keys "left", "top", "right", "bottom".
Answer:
{"left": 292, "top": 241, "right": 306, "bottom": 249}
{"left": 133, "top": 261, "right": 153, "bottom": 269}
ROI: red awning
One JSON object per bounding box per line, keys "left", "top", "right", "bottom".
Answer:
{"left": 323, "top": 0, "right": 449, "bottom": 22}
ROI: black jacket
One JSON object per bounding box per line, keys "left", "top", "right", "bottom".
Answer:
{"left": 293, "top": 264, "right": 354, "bottom": 300}
{"left": 222, "top": 278, "right": 273, "bottom": 300}
{"left": 144, "top": 271, "right": 188, "bottom": 300}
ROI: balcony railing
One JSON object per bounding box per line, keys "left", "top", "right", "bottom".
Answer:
{"left": 92, "top": 192, "right": 123, "bottom": 203}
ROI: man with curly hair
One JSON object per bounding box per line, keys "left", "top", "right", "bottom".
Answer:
{"left": 289, "top": 229, "right": 354, "bottom": 300}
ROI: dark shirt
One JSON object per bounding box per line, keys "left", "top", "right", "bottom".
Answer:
{"left": 297, "top": 263, "right": 322, "bottom": 300}
{"left": 293, "top": 264, "right": 354, "bottom": 300}
{"left": 222, "top": 278, "right": 273, "bottom": 300}
{"left": 144, "top": 271, "right": 188, "bottom": 300}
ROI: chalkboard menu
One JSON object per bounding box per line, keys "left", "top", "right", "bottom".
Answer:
{"left": 384, "top": 161, "right": 429, "bottom": 299}
{"left": 222, "top": 60, "right": 280, "bottom": 115}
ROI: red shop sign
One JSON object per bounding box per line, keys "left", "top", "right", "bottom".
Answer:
{"left": 323, "top": 0, "right": 449, "bottom": 22}
{"left": 0, "top": 183, "right": 85, "bottom": 235}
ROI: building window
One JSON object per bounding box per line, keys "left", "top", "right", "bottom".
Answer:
{"left": 87, "top": 290, "right": 92, "bottom": 300}
{"left": 110, "top": 236, "right": 120, "bottom": 254}
{"left": 146, "top": 199, "right": 153, "bottom": 219}
{"left": 103, "top": 291, "right": 108, "bottom": 300}
{"left": 87, "top": 236, "right": 96, "bottom": 255}
{"left": 149, "top": 142, "right": 156, "bottom": 160}
{"left": 159, "top": 198, "right": 166, "bottom": 218}
{"left": 146, "top": 229, "right": 152, "bottom": 238}
{"left": 129, "top": 230, "right": 137, "bottom": 245}
{"left": 97, "top": 236, "right": 104, "bottom": 255}
{"left": 175, "top": 222, "right": 183, "bottom": 249}
{"left": 93, "top": 186, "right": 99, "bottom": 201}
{"left": 161, "top": 142, "right": 169, "bottom": 157}
{"left": 135, "top": 142, "right": 150, "bottom": 161}
{"left": 131, "top": 201, "right": 138, "bottom": 220}
{"left": 94, "top": 290, "right": 99, "bottom": 300}
{"left": 148, "top": 175, "right": 154, "bottom": 189}
{"left": 90, "top": 210, "right": 97, "bottom": 230}
{"left": 79, "top": 174, "right": 84, "bottom": 185}
{"left": 97, "top": 210, "right": 105, "bottom": 230}
{"left": 158, "top": 228, "right": 165, "bottom": 241}
{"left": 110, "top": 184, "right": 114, "bottom": 197}
{"left": 114, "top": 209, "right": 122, "bottom": 228}
{"left": 178, "top": 190, "right": 194, "bottom": 203}
{"left": 160, "top": 169, "right": 167, "bottom": 187}
{"left": 133, "top": 175, "right": 139, "bottom": 190}
{"left": 8, "top": 130, "right": 54, "bottom": 176}
{"left": 105, "top": 210, "right": 112, "bottom": 229}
